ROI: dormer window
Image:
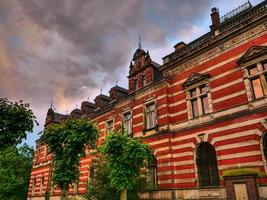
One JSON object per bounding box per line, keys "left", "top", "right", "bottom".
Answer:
{"left": 142, "top": 75, "right": 146, "bottom": 87}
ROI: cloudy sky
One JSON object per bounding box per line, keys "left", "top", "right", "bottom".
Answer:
{"left": 0, "top": 0, "right": 262, "bottom": 147}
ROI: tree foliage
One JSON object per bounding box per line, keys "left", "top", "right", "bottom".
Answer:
{"left": 40, "top": 118, "right": 99, "bottom": 198}
{"left": 85, "top": 153, "right": 150, "bottom": 200}
{"left": 101, "top": 131, "right": 154, "bottom": 192}
{"left": 0, "top": 98, "right": 38, "bottom": 149}
{"left": 0, "top": 144, "right": 34, "bottom": 200}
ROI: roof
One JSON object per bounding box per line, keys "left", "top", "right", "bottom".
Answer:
{"left": 133, "top": 48, "right": 146, "bottom": 61}
{"left": 162, "top": 0, "right": 267, "bottom": 67}
{"left": 110, "top": 85, "right": 129, "bottom": 94}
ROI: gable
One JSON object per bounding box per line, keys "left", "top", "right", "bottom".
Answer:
{"left": 237, "top": 46, "right": 267, "bottom": 65}
{"left": 182, "top": 73, "right": 210, "bottom": 88}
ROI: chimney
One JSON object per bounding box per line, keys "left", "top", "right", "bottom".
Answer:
{"left": 210, "top": 7, "right": 220, "bottom": 33}
{"left": 174, "top": 42, "right": 187, "bottom": 51}
{"left": 81, "top": 101, "right": 95, "bottom": 115}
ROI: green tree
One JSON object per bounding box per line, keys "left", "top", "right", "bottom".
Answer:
{"left": 85, "top": 153, "right": 150, "bottom": 200}
{"left": 40, "top": 118, "right": 99, "bottom": 200}
{"left": 0, "top": 98, "right": 38, "bottom": 149}
{"left": 101, "top": 131, "right": 154, "bottom": 200}
{"left": 0, "top": 144, "right": 34, "bottom": 200}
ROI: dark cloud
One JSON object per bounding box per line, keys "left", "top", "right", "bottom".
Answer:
{"left": 1, "top": 0, "right": 223, "bottom": 146}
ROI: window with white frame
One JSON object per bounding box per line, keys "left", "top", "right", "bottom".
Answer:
{"left": 123, "top": 112, "right": 132, "bottom": 135}
{"left": 244, "top": 61, "right": 267, "bottom": 100}
{"left": 182, "top": 73, "right": 211, "bottom": 119}
{"left": 106, "top": 120, "right": 114, "bottom": 134}
{"left": 189, "top": 85, "right": 209, "bottom": 118}
{"left": 145, "top": 102, "right": 156, "bottom": 129}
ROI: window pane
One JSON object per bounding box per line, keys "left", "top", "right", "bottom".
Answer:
{"left": 123, "top": 112, "right": 132, "bottom": 134}
{"left": 262, "top": 62, "right": 267, "bottom": 71}
{"left": 191, "top": 99, "right": 199, "bottom": 117}
{"left": 200, "top": 85, "right": 208, "bottom": 94}
{"left": 142, "top": 76, "right": 146, "bottom": 86}
{"left": 251, "top": 78, "right": 264, "bottom": 99}
{"left": 146, "top": 103, "right": 156, "bottom": 129}
{"left": 190, "top": 89, "right": 197, "bottom": 97}
{"left": 248, "top": 66, "right": 258, "bottom": 75}
{"left": 134, "top": 79, "right": 138, "bottom": 90}
{"left": 107, "top": 121, "right": 113, "bottom": 133}
{"left": 201, "top": 95, "right": 209, "bottom": 114}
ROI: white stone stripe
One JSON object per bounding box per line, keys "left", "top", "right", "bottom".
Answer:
{"left": 171, "top": 143, "right": 195, "bottom": 150}
{"left": 217, "top": 151, "right": 261, "bottom": 161}
{"left": 212, "top": 90, "right": 246, "bottom": 103}
{"left": 133, "top": 104, "right": 143, "bottom": 110}
{"left": 211, "top": 129, "right": 257, "bottom": 145}
{"left": 132, "top": 113, "right": 143, "bottom": 119}
{"left": 216, "top": 140, "right": 259, "bottom": 151}
{"left": 158, "top": 103, "right": 168, "bottom": 110}
{"left": 173, "top": 160, "right": 194, "bottom": 166}
{"left": 31, "top": 168, "right": 49, "bottom": 175}
{"left": 171, "top": 54, "right": 242, "bottom": 87}
{"left": 169, "top": 110, "right": 187, "bottom": 117}
{"left": 133, "top": 122, "right": 143, "bottom": 128}
{"left": 211, "top": 67, "right": 240, "bottom": 81}
{"left": 211, "top": 78, "right": 243, "bottom": 93}
{"left": 174, "top": 178, "right": 195, "bottom": 183}
{"left": 158, "top": 114, "right": 168, "bottom": 119}
{"left": 171, "top": 116, "right": 265, "bottom": 142}
{"left": 149, "top": 138, "right": 169, "bottom": 146}
{"left": 218, "top": 161, "right": 264, "bottom": 170}
{"left": 173, "top": 151, "right": 193, "bottom": 158}
{"left": 168, "top": 99, "right": 186, "bottom": 108}
{"left": 158, "top": 179, "right": 172, "bottom": 184}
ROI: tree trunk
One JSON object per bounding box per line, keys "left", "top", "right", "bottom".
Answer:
{"left": 61, "top": 186, "right": 69, "bottom": 200}
{"left": 120, "top": 189, "right": 127, "bottom": 200}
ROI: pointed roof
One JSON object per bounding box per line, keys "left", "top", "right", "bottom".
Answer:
{"left": 237, "top": 46, "right": 267, "bottom": 64}
{"left": 182, "top": 73, "right": 210, "bottom": 88}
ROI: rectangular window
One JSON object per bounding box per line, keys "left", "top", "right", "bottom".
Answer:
{"left": 251, "top": 78, "right": 264, "bottom": 99}
{"left": 188, "top": 84, "right": 210, "bottom": 118}
{"left": 123, "top": 112, "right": 132, "bottom": 135}
{"left": 106, "top": 120, "right": 114, "bottom": 134}
{"left": 145, "top": 103, "right": 156, "bottom": 129}
{"left": 244, "top": 61, "right": 267, "bottom": 101}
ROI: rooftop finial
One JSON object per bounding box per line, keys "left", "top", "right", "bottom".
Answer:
{"left": 116, "top": 81, "right": 118, "bottom": 86}
{"left": 100, "top": 88, "right": 103, "bottom": 94}
{"left": 138, "top": 34, "right": 142, "bottom": 49}
{"left": 50, "top": 98, "right": 53, "bottom": 109}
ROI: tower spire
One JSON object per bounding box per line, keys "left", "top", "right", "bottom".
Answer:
{"left": 138, "top": 34, "right": 142, "bottom": 49}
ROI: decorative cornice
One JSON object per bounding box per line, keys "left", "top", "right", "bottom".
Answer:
{"left": 237, "top": 45, "right": 267, "bottom": 65}
{"left": 182, "top": 73, "right": 210, "bottom": 88}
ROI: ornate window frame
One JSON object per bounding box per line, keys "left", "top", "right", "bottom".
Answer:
{"left": 237, "top": 46, "right": 267, "bottom": 102}
{"left": 182, "top": 73, "right": 212, "bottom": 120}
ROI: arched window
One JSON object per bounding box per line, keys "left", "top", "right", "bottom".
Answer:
{"left": 263, "top": 133, "right": 267, "bottom": 160}
{"left": 142, "top": 75, "right": 146, "bottom": 86}
{"left": 196, "top": 142, "right": 219, "bottom": 186}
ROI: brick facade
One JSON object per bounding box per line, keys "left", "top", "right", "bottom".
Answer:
{"left": 28, "top": 1, "right": 267, "bottom": 199}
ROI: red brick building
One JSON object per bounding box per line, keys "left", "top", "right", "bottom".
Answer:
{"left": 28, "top": 1, "right": 267, "bottom": 199}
